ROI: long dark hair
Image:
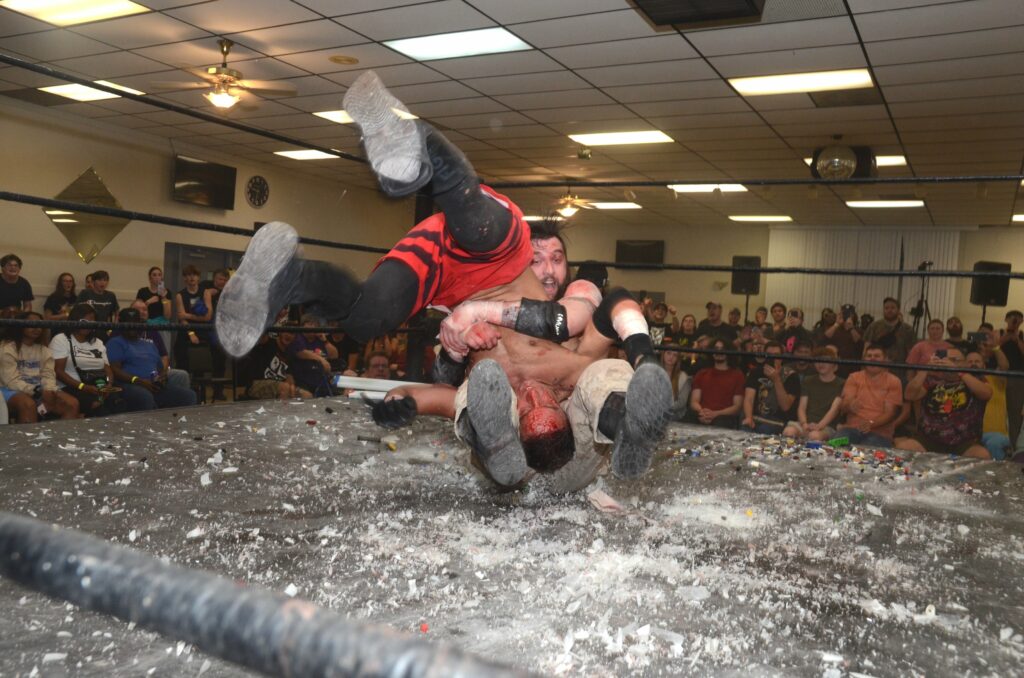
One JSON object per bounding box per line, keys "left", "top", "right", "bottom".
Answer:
{"left": 3, "top": 311, "right": 48, "bottom": 349}
{"left": 52, "top": 272, "right": 76, "bottom": 297}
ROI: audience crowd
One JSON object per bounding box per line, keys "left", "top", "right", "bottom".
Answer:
{"left": 2, "top": 250, "right": 1023, "bottom": 463}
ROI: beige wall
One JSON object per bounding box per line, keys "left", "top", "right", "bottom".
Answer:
{"left": 0, "top": 98, "right": 413, "bottom": 307}
{"left": 957, "top": 229, "right": 1024, "bottom": 330}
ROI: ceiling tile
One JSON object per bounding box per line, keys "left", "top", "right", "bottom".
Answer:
{"left": 543, "top": 34, "right": 698, "bottom": 68}
{"left": 322, "top": 63, "right": 447, "bottom": 88}
{"left": 424, "top": 50, "right": 563, "bottom": 79}
{"left": 525, "top": 103, "right": 636, "bottom": 123}
{"left": 166, "top": 0, "right": 321, "bottom": 34}
{"left": 299, "top": 0, "right": 432, "bottom": 16}
{"left": 53, "top": 51, "right": 178, "bottom": 78}
{"left": 71, "top": 13, "right": 209, "bottom": 49}
{"left": 409, "top": 96, "right": 509, "bottom": 117}
{"left": 710, "top": 44, "right": 866, "bottom": 78}
{"left": 884, "top": 74, "right": 1024, "bottom": 102}
{"left": 687, "top": 17, "right": 857, "bottom": 57}
{"left": 276, "top": 43, "right": 409, "bottom": 73}
{"left": 889, "top": 93, "right": 1024, "bottom": 117}
{"left": 578, "top": 59, "right": 718, "bottom": 87}
{"left": 228, "top": 56, "right": 308, "bottom": 81}
{"left": 508, "top": 9, "right": 658, "bottom": 49}
{"left": 133, "top": 38, "right": 260, "bottom": 70}
{"left": 874, "top": 53, "right": 1024, "bottom": 86}
{"left": 0, "top": 30, "right": 114, "bottom": 61}
{"left": 464, "top": 70, "right": 588, "bottom": 96}
{"left": 628, "top": 97, "right": 750, "bottom": 117}
{"left": 226, "top": 19, "right": 364, "bottom": 56}
{"left": 854, "top": 0, "right": 1024, "bottom": 42}
{"left": 386, "top": 80, "right": 479, "bottom": 103}
{"left": 603, "top": 80, "right": 734, "bottom": 103}
{"left": 464, "top": 0, "right": 625, "bottom": 23}
{"left": 429, "top": 111, "right": 537, "bottom": 129}
{"left": 335, "top": 0, "right": 494, "bottom": 41}
{"left": 495, "top": 88, "right": 614, "bottom": 111}
{"left": 865, "top": 26, "right": 1024, "bottom": 66}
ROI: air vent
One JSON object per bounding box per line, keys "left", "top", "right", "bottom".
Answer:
{"left": 632, "top": 0, "right": 766, "bottom": 28}
{"left": 810, "top": 88, "right": 884, "bottom": 108}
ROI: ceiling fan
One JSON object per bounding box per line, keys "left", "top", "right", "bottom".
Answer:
{"left": 555, "top": 192, "right": 594, "bottom": 218}
{"left": 150, "top": 39, "right": 297, "bottom": 110}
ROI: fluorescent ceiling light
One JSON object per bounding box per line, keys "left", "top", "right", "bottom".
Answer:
{"left": 51, "top": 218, "right": 78, "bottom": 223}
{"left": 876, "top": 155, "right": 906, "bottom": 167}
{"left": 729, "top": 215, "right": 792, "bottom": 222}
{"left": 1013, "top": 214, "right": 1024, "bottom": 222}
{"left": 94, "top": 80, "right": 144, "bottom": 96}
{"left": 730, "top": 69, "right": 873, "bottom": 96}
{"left": 568, "top": 131, "right": 673, "bottom": 146}
{"left": 0, "top": 0, "right": 149, "bottom": 26}
{"left": 846, "top": 200, "right": 924, "bottom": 208}
{"left": 45, "top": 210, "right": 74, "bottom": 215}
{"left": 523, "top": 215, "right": 563, "bottom": 222}
{"left": 314, "top": 108, "right": 417, "bottom": 124}
{"left": 385, "top": 27, "right": 530, "bottom": 61}
{"left": 590, "top": 202, "right": 642, "bottom": 210}
{"left": 668, "top": 183, "right": 746, "bottom": 193}
{"left": 274, "top": 149, "right": 338, "bottom": 160}
{"left": 40, "top": 83, "right": 120, "bottom": 101}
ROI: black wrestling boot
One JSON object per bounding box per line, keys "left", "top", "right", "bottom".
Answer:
{"left": 216, "top": 221, "right": 300, "bottom": 357}
{"left": 609, "top": 363, "right": 672, "bottom": 479}
{"left": 466, "top": 360, "right": 530, "bottom": 488}
{"left": 343, "top": 71, "right": 432, "bottom": 198}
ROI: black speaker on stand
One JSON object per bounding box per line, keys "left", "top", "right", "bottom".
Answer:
{"left": 970, "top": 261, "right": 1011, "bottom": 325}
{"left": 731, "top": 256, "right": 761, "bottom": 323}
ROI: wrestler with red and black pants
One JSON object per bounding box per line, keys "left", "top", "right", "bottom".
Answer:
{"left": 216, "top": 70, "right": 532, "bottom": 358}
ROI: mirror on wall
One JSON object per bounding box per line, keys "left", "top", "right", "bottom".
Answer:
{"left": 43, "top": 167, "right": 130, "bottom": 264}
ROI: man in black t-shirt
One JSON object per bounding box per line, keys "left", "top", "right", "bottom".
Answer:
{"left": 697, "top": 301, "right": 739, "bottom": 347}
{"left": 76, "top": 270, "right": 119, "bottom": 322}
{"left": 741, "top": 341, "right": 800, "bottom": 435}
{"left": 999, "top": 310, "right": 1024, "bottom": 445}
{"left": 245, "top": 329, "right": 310, "bottom": 400}
{"left": 0, "top": 253, "right": 33, "bottom": 312}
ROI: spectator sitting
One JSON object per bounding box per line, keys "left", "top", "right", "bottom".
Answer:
{"left": 125, "top": 300, "right": 191, "bottom": 392}
{"left": 288, "top": 316, "right": 339, "bottom": 397}
{"left": 741, "top": 341, "right": 800, "bottom": 435}
{"left": 862, "top": 297, "right": 917, "bottom": 367}
{"left": 688, "top": 338, "right": 745, "bottom": 428}
{"left": 836, "top": 344, "right": 903, "bottom": 447}
{"left": 0, "top": 253, "right": 33, "bottom": 313}
{"left": 1, "top": 311, "right": 79, "bottom": 422}
{"left": 677, "top": 314, "right": 700, "bottom": 374}
{"left": 945, "top": 316, "right": 974, "bottom": 354}
{"left": 106, "top": 308, "right": 198, "bottom": 412}
{"left": 83, "top": 273, "right": 95, "bottom": 295}
{"left": 768, "top": 301, "right": 787, "bottom": 338}
{"left": 895, "top": 347, "right": 991, "bottom": 459}
{"left": 49, "top": 303, "right": 126, "bottom": 417}
{"left": 821, "top": 304, "right": 862, "bottom": 376}
{"left": 659, "top": 342, "right": 690, "bottom": 422}
{"left": 697, "top": 302, "right": 740, "bottom": 347}
{"left": 791, "top": 341, "right": 815, "bottom": 383}
{"left": 775, "top": 307, "right": 813, "bottom": 353}
{"left": 326, "top": 323, "right": 361, "bottom": 373}
{"left": 361, "top": 350, "right": 393, "bottom": 380}
{"left": 76, "top": 269, "right": 118, "bottom": 323}
{"left": 907, "top": 318, "right": 952, "bottom": 367}
{"left": 246, "top": 329, "right": 310, "bottom": 400}
{"left": 43, "top": 273, "right": 78, "bottom": 320}
{"left": 783, "top": 347, "right": 845, "bottom": 441}
{"left": 136, "top": 266, "right": 172, "bottom": 324}
{"left": 969, "top": 344, "right": 1012, "bottom": 460}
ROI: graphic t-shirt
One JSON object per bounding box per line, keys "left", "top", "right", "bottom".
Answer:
{"left": 918, "top": 376, "right": 986, "bottom": 447}
{"left": 745, "top": 365, "right": 801, "bottom": 424}
{"left": 49, "top": 333, "right": 108, "bottom": 383}
{"left": 76, "top": 289, "right": 119, "bottom": 322}
{"left": 249, "top": 341, "right": 290, "bottom": 382}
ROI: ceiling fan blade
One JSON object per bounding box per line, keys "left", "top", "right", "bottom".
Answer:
{"left": 181, "top": 66, "right": 221, "bottom": 83}
{"left": 149, "top": 81, "right": 210, "bottom": 90}
{"left": 237, "top": 80, "right": 298, "bottom": 96}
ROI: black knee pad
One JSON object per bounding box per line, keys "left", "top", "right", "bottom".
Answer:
{"left": 592, "top": 287, "right": 637, "bottom": 339}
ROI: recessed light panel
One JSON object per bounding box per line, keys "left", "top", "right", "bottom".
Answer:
{"left": 846, "top": 200, "right": 924, "bottom": 208}
{"left": 1, "top": 0, "right": 149, "bottom": 26}
{"left": 668, "top": 184, "right": 747, "bottom": 193}
{"left": 314, "top": 108, "right": 417, "bottom": 124}
{"left": 274, "top": 150, "right": 338, "bottom": 160}
{"left": 568, "top": 131, "right": 673, "bottom": 146}
{"left": 385, "top": 27, "right": 530, "bottom": 61}
{"left": 39, "top": 83, "right": 119, "bottom": 101}
{"left": 730, "top": 69, "right": 872, "bottom": 96}
{"left": 590, "top": 202, "right": 642, "bottom": 210}
{"left": 729, "top": 215, "right": 792, "bottom": 222}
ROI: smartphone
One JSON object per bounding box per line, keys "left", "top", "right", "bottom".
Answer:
{"left": 967, "top": 331, "right": 987, "bottom": 344}
{"left": 934, "top": 349, "right": 947, "bottom": 359}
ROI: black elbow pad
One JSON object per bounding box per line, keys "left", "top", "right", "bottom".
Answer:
{"left": 592, "top": 287, "right": 637, "bottom": 340}
{"left": 514, "top": 298, "right": 569, "bottom": 342}
{"left": 432, "top": 350, "right": 467, "bottom": 386}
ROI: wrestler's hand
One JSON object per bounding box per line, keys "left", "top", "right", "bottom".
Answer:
{"left": 371, "top": 394, "right": 418, "bottom": 429}
{"left": 462, "top": 321, "right": 501, "bottom": 352}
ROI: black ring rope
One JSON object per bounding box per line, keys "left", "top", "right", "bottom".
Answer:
{"left": 3, "top": 190, "right": 1022, "bottom": 279}
{"left": 0, "top": 52, "right": 366, "bottom": 165}
{"left": 1, "top": 317, "right": 1019, "bottom": 380}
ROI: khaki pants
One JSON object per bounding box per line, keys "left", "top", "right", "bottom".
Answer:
{"left": 454, "top": 358, "right": 634, "bottom": 493}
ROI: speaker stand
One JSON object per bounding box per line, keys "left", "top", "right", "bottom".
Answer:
{"left": 744, "top": 294, "right": 751, "bottom": 325}
{"left": 982, "top": 305, "right": 988, "bottom": 326}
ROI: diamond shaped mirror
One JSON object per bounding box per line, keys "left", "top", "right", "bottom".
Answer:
{"left": 43, "top": 167, "right": 130, "bottom": 264}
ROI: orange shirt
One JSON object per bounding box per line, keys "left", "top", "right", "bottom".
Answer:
{"left": 842, "top": 370, "right": 903, "bottom": 438}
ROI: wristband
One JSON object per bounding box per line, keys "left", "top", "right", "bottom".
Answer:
{"left": 131, "top": 376, "right": 138, "bottom": 384}
{"left": 188, "top": 331, "right": 197, "bottom": 337}
{"left": 77, "top": 382, "right": 85, "bottom": 391}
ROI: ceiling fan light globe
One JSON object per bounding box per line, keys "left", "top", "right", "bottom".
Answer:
{"left": 557, "top": 205, "right": 579, "bottom": 218}
{"left": 205, "top": 90, "right": 240, "bottom": 109}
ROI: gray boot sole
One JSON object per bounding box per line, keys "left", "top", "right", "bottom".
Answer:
{"left": 611, "top": 363, "right": 672, "bottom": 479}
{"left": 467, "top": 360, "right": 529, "bottom": 488}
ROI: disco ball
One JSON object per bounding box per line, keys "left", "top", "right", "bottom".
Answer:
{"left": 815, "top": 145, "right": 858, "bottom": 180}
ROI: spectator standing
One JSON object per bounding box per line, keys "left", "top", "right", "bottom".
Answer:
{"left": 836, "top": 345, "right": 903, "bottom": 446}
{"left": 727, "top": 307, "right": 742, "bottom": 329}
{"left": 647, "top": 301, "right": 678, "bottom": 345}
{"left": 999, "top": 310, "right": 1024, "bottom": 446}
{"left": 751, "top": 306, "right": 772, "bottom": 338}
{"left": 0, "top": 253, "right": 33, "bottom": 312}
{"left": 697, "top": 302, "right": 740, "bottom": 347}
{"left": 288, "top": 316, "right": 339, "bottom": 397}
{"left": 945, "top": 316, "right": 973, "bottom": 354}
{"left": 76, "top": 270, "right": 118, "bottom": 322}
{"left": 49, "top": 304, "right": 125, "bottom": 417}
{"left": 775, "top": 307, "right": 813, "bottom": 353}
{"left": 862, "top": 297, "right": 917, "bottom": 367}
{"left": 106, "top": 308, "right": 197, "bottom": 411}
{"left": 688, "top": 339, "right": 745, "bottom": 428}
{"left": 784, "top": 347, "right": 845, "bottom": 441}
{"left": 1, "top": 311, "right": 79, "bottom": 422}
{"left": 43, "top": 273, "right": 78, "bottom": 320}
{"left": 768, "top": 302, "right": 787, "bottom": 338}
{"left": 173, "top": 265, "right": 209, "bottom": 370}
{"left": 741, "top": 341, "right": 800, "bottom": 434}
{"left": 895, "top": 347, "right": 991, "bottom": 459}
{"left": 136, "top": 266, "right": 172, "bottom": 323}
{"left": 203, "top": 268, "right": 231, "bottom": 399}
{"left": 906, "top": 319, "right": 952, "bottom": 367}
{"left": 812, "top": 308, "right": 836, "bottom": 338}
{"left": 821, "top": 304, "right": 862, "bottom": 375}
{"left": 245, "top": 329, "right": 310, "bottom": 400}
{"left": 968, "top": 347, "right": 1012, "bottom": 459}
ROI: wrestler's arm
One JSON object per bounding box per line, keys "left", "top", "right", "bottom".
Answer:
{"left": 373, "top": 384, "right": 457, "bottom": 428}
